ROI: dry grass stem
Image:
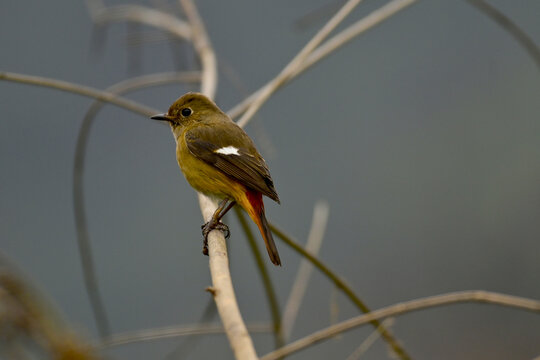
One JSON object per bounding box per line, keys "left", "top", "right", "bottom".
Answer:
{"left": 0, "top": 257, "right": 100, "bottom": 360}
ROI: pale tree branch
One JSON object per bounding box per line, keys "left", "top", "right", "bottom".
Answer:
{"left": 178, "top": 1, "right": 257, "bottom": 359}
{"left": 228, "top": 0, "right": 418, "bottom": 122}
{"left": 261, "top": 291, "right": 540, "bottom": 360}
{"left": 282, "top": 200, "right": 329, "bottom": 341}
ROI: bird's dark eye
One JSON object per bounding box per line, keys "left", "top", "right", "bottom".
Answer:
{"left": 181, "top": 108, "right": 192, "bottom": 117}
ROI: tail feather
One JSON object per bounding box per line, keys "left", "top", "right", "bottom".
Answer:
{"left": 256, "top": 211, "right": 281, "bottom": 266}
{"left": 245, "top": 189, "right": 281, "bottom": 266}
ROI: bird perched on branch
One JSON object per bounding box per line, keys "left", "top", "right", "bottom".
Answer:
{"left": 151, "top": 93, "right": 281, "bottom": 266}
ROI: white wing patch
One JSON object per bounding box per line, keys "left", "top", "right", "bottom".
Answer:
{"left": 215, "top": 146, "right": 240, "bottom": 156}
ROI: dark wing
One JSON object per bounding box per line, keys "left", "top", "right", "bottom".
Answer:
{"left": 185, "top": 124, "right": 280, "bottom": 203}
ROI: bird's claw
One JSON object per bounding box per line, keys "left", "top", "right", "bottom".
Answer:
{"left": 201, "top": 221, "right": 230, "bottom": 256}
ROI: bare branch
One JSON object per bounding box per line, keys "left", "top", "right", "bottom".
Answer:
{"left": 282, "top": 200, "right": 329, "bottom": 341}
{"left": 0, "top": 71, "right": 157, "bottom": 117}
{"left": 197, "top": 196, "right": 258, "bottom": 360}
{"left": 261, "top": 291, "right": 540, "bottom": 360}
{"left": 100, "top": 323, "right": 271, "bottom": 348}
{"left": 294, "top": 0, "right": 418, "bottom": 78}
{"left": 228, "top": 0, "right": 418, "bottom": 121}
{"left": 236, "top": 0, "right": 365, "bottom": 127}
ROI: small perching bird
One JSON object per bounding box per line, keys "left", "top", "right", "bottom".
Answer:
{"left": 151, "top": 93, "right": 281, "bottom": 266}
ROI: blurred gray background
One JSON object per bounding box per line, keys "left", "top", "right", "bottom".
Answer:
{"left": 1, "top": 0, "right": 539, "bottom": 359}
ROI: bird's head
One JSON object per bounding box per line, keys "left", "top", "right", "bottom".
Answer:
{"left": 150, "top": 92, "right": 225, "bottom": 128}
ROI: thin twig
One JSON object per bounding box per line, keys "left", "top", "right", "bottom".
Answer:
{"left": 345, "top": 318, "right": 395, "bottom": 360}
{"left": 99, "top": 323, "right": 272, "bottom": 348}
{"left": 72, "top": 72, "right": 201, "bottom": 339}
{"left": 234, "top": 208, "right": 284, "bottom": 350}
{"left": 261, "top": 291, "right": 540, "bottom": 360}
{"left": 294, "top": 0, "right": 345, "bottom": 30}
{"left": 236, "top": 0, "right": 364, "bottom": 128}
{"left": 0, "top": 72, "right": 157, "bottom": 117}
{"left": 269, "top": 223, "right": 410, "bottom": 360}
{"left": 465, "top": 0, "right": 540, "bottom": 70}
{"left": 163, "top": 298, "right": 217, "bottom": 360}
{"left": 282, "top": 201, "right": 329, "bottom": 341}
{"left": 293, "top": 0, "right": 418, "bottom": 78}
{"left": 228, "top": 0, "right": 417, "bottom": 121}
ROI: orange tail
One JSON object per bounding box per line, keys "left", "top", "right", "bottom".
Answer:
{"left": 245, "top": 190, "right": 281, "bottom": 266}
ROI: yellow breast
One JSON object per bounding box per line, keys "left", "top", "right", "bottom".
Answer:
{"left": 175, "top": 128, "right": 246, "bottom": 201}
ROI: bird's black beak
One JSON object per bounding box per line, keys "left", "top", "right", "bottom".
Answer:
{"left": 150, "top": 113, "right": 171, "bottom": 121}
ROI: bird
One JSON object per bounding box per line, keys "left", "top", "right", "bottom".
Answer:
{"left": 150, "top": 93, "right": 281, "bottom": 266}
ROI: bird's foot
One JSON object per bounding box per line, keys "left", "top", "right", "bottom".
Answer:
{"left": 201, "top": 221, "right": 230, "bottom": 256}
